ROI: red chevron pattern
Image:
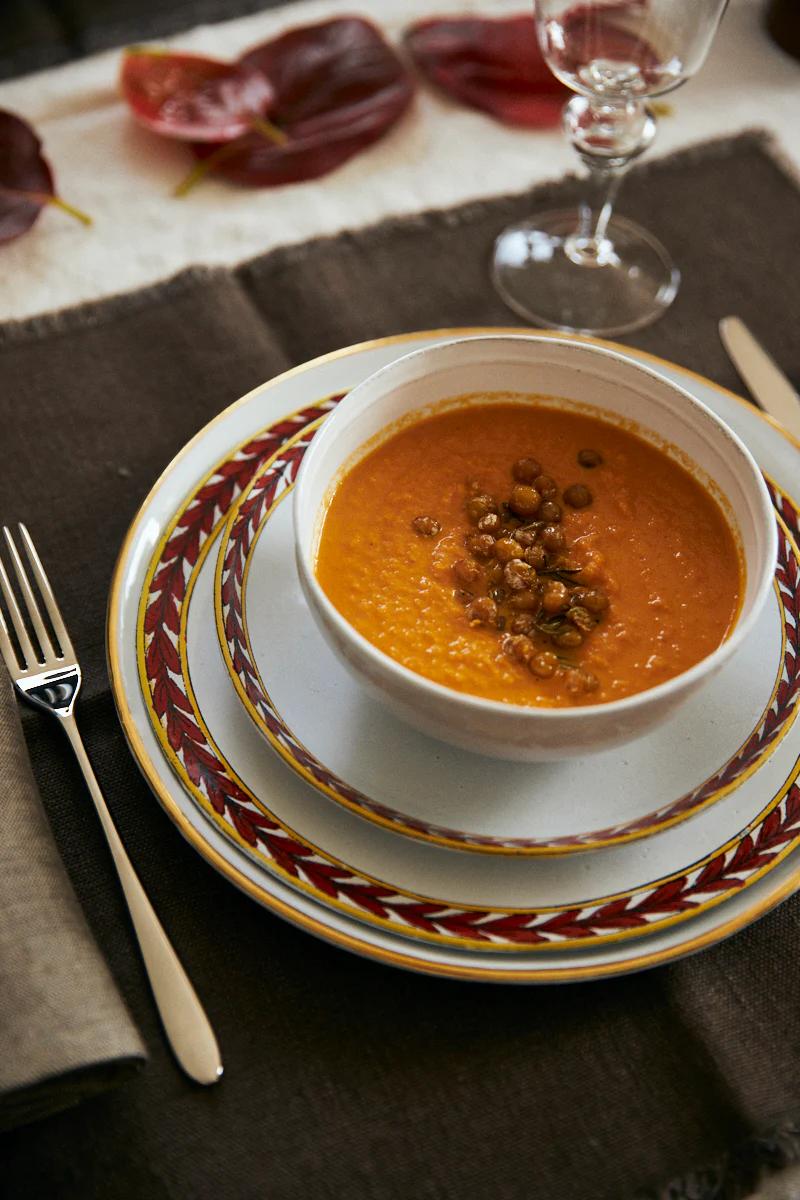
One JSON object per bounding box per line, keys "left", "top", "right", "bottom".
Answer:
{"left": 141, "top": 400, "right": 800, "bottom": 948}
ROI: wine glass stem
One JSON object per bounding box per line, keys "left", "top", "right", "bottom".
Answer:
{"left": 571, "top": 166, "right": 625, "bottom": 263}
{"left": 563, "top": 95, "right": 657, "bottom": 267}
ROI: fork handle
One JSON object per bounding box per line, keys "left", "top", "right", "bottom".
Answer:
{"left": 60, "top": 712, "right": 222, "bottom": 1085}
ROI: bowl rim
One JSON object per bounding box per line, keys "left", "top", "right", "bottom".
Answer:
{"left": 294, "top": 333, "right": 778, "bottom": 721}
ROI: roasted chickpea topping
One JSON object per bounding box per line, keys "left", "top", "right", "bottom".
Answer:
{"left": 495, "top": 536, "right": 524, "bottom": 563}
{"left": 509, "top": 484, "right": 541, "bottom": 518}
{"left": 466, "top": 596, "right": 497, "bottom": 626}
{"left": 466, "top": 493, "right": 498, "bottom": 524}
{"left": 533, "top": 474, "right": 557, "bottom": 498}
{"left": 465, "top": 532, "right": 496, "bottom": 559}
{"left": 565, "top": 669, "right": 586, "bottom": 695}
{"left": 554, "top": 628, "right": 583, "bottom": 648}
{"left": 512, "top": 457, "right": 542, "bottom": 484}
{"left": 539, "top": 500, "right": 562, "bottom": 523}
{"left": 453, "top": 558, "right": 483, "bottom": 586}
{"left": 504, "top": 559, "right": 536, "bottom": 591}
{"left": 540, "top": 525, "right": 565, "bottom": 552}
{"left": 577, "top": 588, "right": 609, "bottom": 613}
{"left": 477, "top": 512, "right": 501, "bottom": 534}
{"left": 530, "top": 651, "right": 558, "bottom": 678}
{"left": 523, "top": 544, "right": 547, "bottom": 569}
{"left": 486, "top": 561, "right": 505, "bottom": 586}
{"left": 413, "top": 453, "right": 614, "bottom": 700}
{"left": 508, "top": 590, "right": 541, "bottom": 612}
{"left": 563, "top": 483, "right": 592, "bottom": 508}
{"left": 412, "top": 515, "right": 441, "bottom": 537}
{"left": 567, "top": 606, "right": 596, "bottom": 633}
{"left": 583, "top": 671, "right": 599, "bottom": 692}
{"left": 541, "top": 580, "right": 569, "bottom": 613}
{"left": 566, "top": 667, "right": 599, "bottom": 694}
{"left": 504, "top": 634, "right": 535, "bottom": 664}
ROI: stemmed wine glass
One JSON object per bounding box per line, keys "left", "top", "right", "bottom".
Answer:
{"left": 492, "top": 0, "right": 729, "bottom": 335}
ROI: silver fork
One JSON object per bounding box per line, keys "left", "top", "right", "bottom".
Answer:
{"left": 0, "top": 524, "right": 222, "bottom": 1086}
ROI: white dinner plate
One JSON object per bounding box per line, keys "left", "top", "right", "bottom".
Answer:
{"left": 108, "top": 330, "right": 800, "bottom": 982}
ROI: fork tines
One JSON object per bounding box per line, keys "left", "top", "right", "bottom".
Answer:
{"left": 0, "top": 524, "right": 74, "bottom": 677}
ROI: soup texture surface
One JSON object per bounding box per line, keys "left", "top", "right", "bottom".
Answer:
{"left": 315, "top": 400, "right": 743, "bottom": 707}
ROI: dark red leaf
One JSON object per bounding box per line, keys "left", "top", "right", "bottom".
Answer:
{"left": 404, "top": 15, "right": 566, "bottom": 128}
{"left": 120, "top": 49, "right": 275, "bottom": 141}
{"left": 190, "top": 18, "right": 414, "bottom": 187}
{"left": 0, "top": 109, "right": 90, "bottom": 243}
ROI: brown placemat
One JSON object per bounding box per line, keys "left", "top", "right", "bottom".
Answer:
{"left": 1, "top": 131, "right": 799, "bottom": 1200}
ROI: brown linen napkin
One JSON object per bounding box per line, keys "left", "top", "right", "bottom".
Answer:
{"left": 0, "top": 675, "right": 145, "bottom": 1129}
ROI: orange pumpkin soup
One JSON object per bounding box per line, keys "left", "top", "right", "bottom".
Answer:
{"left": 315, "top": 400, "right": 744, "bottom": 707}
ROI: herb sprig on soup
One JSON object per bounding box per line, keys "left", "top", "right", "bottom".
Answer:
{"left": 315, "top": 400, "right": 743, "bottom": 707}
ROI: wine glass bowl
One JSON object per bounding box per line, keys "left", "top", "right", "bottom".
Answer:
{"left": 538, "top": 1, "right": 725, "bottom": 98}
{"left": 492, "top": 0, "right": 729, "bottom": 335}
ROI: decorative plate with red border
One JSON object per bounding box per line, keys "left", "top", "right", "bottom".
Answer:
{"left": 215, "top": 415, "right": 800, "bottom": 855}
{"left": 109, "top": 331, "right": 800, "bottom": 982}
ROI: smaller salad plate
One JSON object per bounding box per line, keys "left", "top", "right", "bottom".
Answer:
{"left": 215, "top": 383, "right": 795, "bottom": 855}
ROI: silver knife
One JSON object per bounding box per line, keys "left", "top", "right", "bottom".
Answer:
{"left": 719, "top": 316, "right": 800, "bottom": 441}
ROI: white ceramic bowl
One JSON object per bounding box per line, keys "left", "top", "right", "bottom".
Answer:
{"left": 294, "top": 335, "right": 777, "bottom": 761}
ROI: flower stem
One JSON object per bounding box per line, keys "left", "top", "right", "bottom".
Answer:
{"left": 250, "top": 116, "right": 288, "bottom": 146}
{"left": 0, "top": 185, "right": 93, "bottom": 226}
{"left": 173, "top": 140, "right": 244, "bottom": 197}
{"left": 46, "top": 194, "right": 93, "bottom": 226}
{"left": 173, "top": 120, "right": 288, "bottom": 197}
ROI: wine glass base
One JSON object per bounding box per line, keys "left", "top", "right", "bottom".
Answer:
{"left": 492, "top": 210, "right": 680, "bottom": 336}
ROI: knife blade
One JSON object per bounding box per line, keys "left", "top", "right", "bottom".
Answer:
{"left": 719, "top": 316, "right": 800, "bottom": 441}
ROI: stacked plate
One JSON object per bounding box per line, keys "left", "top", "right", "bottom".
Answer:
{"left": 108, "top": 329, "right": 800, "bottom": 982}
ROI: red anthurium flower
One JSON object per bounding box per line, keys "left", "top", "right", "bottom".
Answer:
{"left": 120, "top": 49, "right": 276, "bottom": 142}
{"left": 0, "top": 109, "right": 90, "bottom": 243}
{"left": 404, "top": 15, "right": 567, "bottom": 128}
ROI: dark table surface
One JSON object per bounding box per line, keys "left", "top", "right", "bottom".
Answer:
{"left": 0, "top": 131, "right": 799, "bottom": 1200}
{"left": 0, "top": 0, "right": 294, "bottom": 79}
